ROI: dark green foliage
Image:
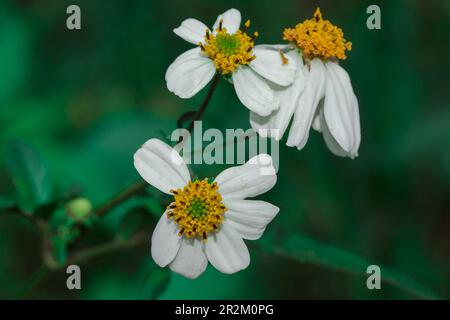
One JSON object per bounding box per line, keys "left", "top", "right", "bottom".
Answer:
{"left": 6, "top": 141, "right": 53, "bottom": 212}
{"left": 0, "top": 0, "right": 449, "bottom": 299}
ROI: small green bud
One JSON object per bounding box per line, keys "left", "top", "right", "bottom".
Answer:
{"left": 66, "top": 197, "right": 92, "bottom": 222}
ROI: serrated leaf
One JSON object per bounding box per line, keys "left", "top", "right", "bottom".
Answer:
{"left": 260, "top": 234, "right": 438, "bottom": 299}
{"left": 6, "top": 140, "right": 53, "bottom": 212}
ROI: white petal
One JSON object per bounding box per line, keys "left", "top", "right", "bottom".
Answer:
{"left": 320, "top": 107, "right": 358, "bottom": 158}
{"left": 165, "top": 47, "right": 216, "bottom": 99}
{"left": 151, "top": 213, "right": 182, "bottom": 267}
{"left": 312, "top": 112, "right": 322, "bottom": 132}
{"left": 250, "top": 45, "right": 297, "bottom": 86}
{"left": 351, "top": 95, "right": 361, "bottom": 155}
{"left": 215, "top": 154, "right": 276, "bottom": 200}
{"left": 134, "top": 138, "right": 190, "bottom": 194}
{"left": 205, "top": 224, "right": 250, "bottom": 274}
{"left": 169, "top": 238, "right": 208, "bottom": 279}
{"left": 286, "top": 58, "right": 326, "bottom": 149}
{"left": 323, "top": 62, "right": 360, "bottom": 156}
{"left": 212, "top": 8, "right": 241, "bottom": 34}
{"left": 233, "top": 67, "right": 276, "bottom": 117}
{"left": 250, "top": 51, "right": 305, "bottom": 140}
{"left": 223, "top": 199, "right": 279, "bottom": 240}
{"left": 173, "top": 18, "right": 210, "bottom": 45}
{"left": 249, "top": 111, "right": 276, "bottom": 138}
{"left": 223, "top": 220, "right": 265, "bottom": 242}
{"left": 255, "top": 44, "right": 296, "bottom": 51}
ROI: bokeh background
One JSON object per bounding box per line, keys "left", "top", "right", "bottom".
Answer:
{"left": 0, "top": 0, "right": 449, "bottom": 299}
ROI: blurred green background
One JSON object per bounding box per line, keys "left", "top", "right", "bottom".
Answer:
{"left": 0, "top": 0, "right": 449, "bottom": 299}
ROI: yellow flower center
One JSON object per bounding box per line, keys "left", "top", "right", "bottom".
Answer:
{"left": 168, "top": 178, "right": 227, "bottom": 241}
{"left": 200, "top": 19, "right": 258, "bottom": 74}
{"left": 283, "top": 8, "right": 352, "bottom": 61}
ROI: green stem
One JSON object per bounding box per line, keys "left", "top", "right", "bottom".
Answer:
{"left": 69, "top": 233, "right": 147, "bottom": 266}
{"left": 9, "top": 71, "right": 223, "bottom": 299}
{"left": 93, "top": 180, "right": 148, "bottom": 217}
{"left": 85, "top": 73, "right": 221, "bottom": 221}
{"left": 187, "top": 73, "right": 221, "bottom": 132}
{"left": 91, "top": 73, "right": 221, "bottom": 220}
{"left": 15, "top": 264, "right": 50, "bottom": 299}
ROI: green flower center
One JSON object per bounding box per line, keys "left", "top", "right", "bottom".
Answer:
{"left": 167, "top": 179, "right": 227, "bottom": 240}
{"left": 187, "top": 198, "right": 208, "bottom": 219}
{"left": 200, "top": 20, "right": 258, "bottom": 74}
{"left": 215, "top": 33, "right": 241, "bottom": 55}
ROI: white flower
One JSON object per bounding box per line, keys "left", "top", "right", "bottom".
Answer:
{"left": 250, "top": 8, "right": 361, "bottom": 158}
{"left": 166, "top": 8, "right": 297, "bottom": 117}
{"left": 286, "top": 59, "right": 361, "bottom": 158}
{"left": 133, "top": 138, "right": 279, "bottom": 279}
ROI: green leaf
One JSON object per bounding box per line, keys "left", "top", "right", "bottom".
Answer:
{"left": 52, "top": 236, "right": 67, "bottom": 266}
{"left": 118, "top": 206, "right": 157, "bottom": 240}
{"left": 34, "top": 200, "right": 62, "bottom": 220}
{"left": 0, "top": 5, "right": 30, "bottom": 103}
{"left": 0, "top": 196, "right": 14, "bottom": 210}
{"left": 140, "top": 268, "right": 170, "bottom": 300}
{"left": 35, "top": 193, "right": 83, "bottom": 221}
{"left": 260, "top": 234, "right": 438, "bottom": 299}
{"left": 6, "top": 140, "right": 53, "bottom": 212}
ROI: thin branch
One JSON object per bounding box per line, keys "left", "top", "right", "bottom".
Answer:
{"left": 15, "top": 264, "right": 50, "bottom": 299}
{"left": 9, "top": 71, "right": 223, "bottom": 300}
{"left": 40, "top": 72, "right": 221, "bottom": 280}
{"left": 69, "top": 233, "right": 147, "bottom": 266}
{"left": 186, "top": 73, "right": 221, "bottom": 132}
{"left": 88, "top": 73, "right": 221, "bottom": 221}
{"left": 93, "top": 180, "right": 148, "bottom": 217}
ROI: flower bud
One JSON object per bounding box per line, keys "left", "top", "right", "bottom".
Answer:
{"left": 66, "top": 197, "right": 92, "bottom": 222}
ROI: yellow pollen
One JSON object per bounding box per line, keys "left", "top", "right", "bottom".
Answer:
{"left": 283, "top": 7, "right": 352, "bottom": 61}
{"left": 200, "top": 21, "right": 257, "bottom": 74}
{"left": 278, "top": 48, "right": 289, "bottom": 65}
{"left": 167, "top": 178, "right": 227, "bottom": 241}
